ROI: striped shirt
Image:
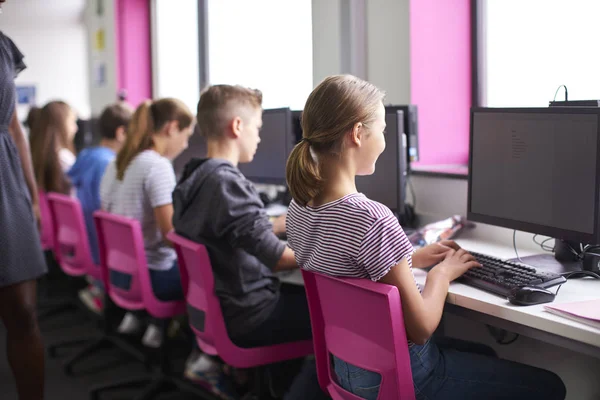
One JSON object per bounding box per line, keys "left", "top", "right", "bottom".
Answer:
{"left": 100, "top": 150, "right": 177, "bottom": 271}
{"left": 287, "top": 193, "right": 416, "bottom": 284}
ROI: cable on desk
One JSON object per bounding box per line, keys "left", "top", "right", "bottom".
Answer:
{"left": 533, "top": 234, "right": 554, "bottom": 252}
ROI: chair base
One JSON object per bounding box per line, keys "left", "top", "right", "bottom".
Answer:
{"left": 38, "top": 298, "right": 80, "bottom": 321}
{"left": 89, "top": 373, "right": 217, "bottom": 400}
{"left": 59, "top": 334, "right": 150, "bottom": 376}
{"left": 48, "top": 338, "right": 91, "bottom": 358}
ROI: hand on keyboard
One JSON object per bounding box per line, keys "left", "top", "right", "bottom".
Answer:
{"left": 413, "top": 240, "right": 462, "bottom": 268}
{"left": 430, "top": 249, "right": 482, "bottom": 282}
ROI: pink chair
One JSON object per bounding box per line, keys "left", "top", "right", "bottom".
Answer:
{"left": 46, "top": 194, "right": 140, "bottom": 376}
{"left": 38, "top": 190, "right": 55, "bottom": 251}
{"left": 301, "top": 269, "right": 416, "bottom": 400}
{"left": 168, "top": 231, "right": 314, "bottom": 396}
{"left": 37, "top": 192, "right": 91, "bottom": 323}
{"left": 91, "top": 211, "right": 209, "bottom": 400}
{"left": 47, "top": 193, "right": 101, "bottom": 280}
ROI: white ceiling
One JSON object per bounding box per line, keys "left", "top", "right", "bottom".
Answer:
{"left": 0, "top": 0, "right": 86, "bottom": 27}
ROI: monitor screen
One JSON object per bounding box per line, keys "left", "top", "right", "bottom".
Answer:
{"left": 356, "top": 110, "right": 406, "bottom": 214}
{"left": 173, "top": 124, "right": 206, "bottom": 179}
{"left": 238, "top": 108, "right": 294, "bottom": 184}
{"left": 468, "top": 108, "right": 600, "bottom": 243}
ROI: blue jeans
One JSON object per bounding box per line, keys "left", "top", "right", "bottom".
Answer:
{"left": 110, "top": 261, "right": 184, "bottom": 302}
{"left": 333, "top": 336, "right": 566, "bottom": 400}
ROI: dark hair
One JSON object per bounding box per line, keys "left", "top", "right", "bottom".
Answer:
{"left": 116, "top": 98, "right": 193, "bottom": 180}
{"left": 29, "top": 101, "right": 73, "bottom": 194}
{"left": 286, "top": 75, "right": 385, "bottom": 206}
{"left": 99, "top": 102, "right": 133, "bottom": 139}
{"left": 196, "top": 84, "right": 262, "bottom": 139}
{"left": 25, "top": 106, "right": 42, "bottom": 131}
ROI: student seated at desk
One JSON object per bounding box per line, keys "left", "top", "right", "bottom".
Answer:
{"left": 69, "top": 102, "right": 133, "bottom": 313}
{"left": 172, "top": 84, "right": 328, "bottom": 400}
{"left": 30, "top": 100, "right": 78, "bottom": 194}
{"left": 100, "top": 98, "right": 193, "bottom": 346}
{"left": 285, "top": 74, "right": 567, "bottom": 400}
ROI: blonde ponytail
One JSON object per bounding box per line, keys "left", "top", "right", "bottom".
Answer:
{"left": 115, "top": 98, "right": 193, "bottom": 180}
{"left": 116, "top": 101, "right": 154, "bottom": 180}
{"left": 285, "top": 75, "right": 385, "bottom": 206}
{"left": 286, "top": 140, "right": 322, "bottom": 206}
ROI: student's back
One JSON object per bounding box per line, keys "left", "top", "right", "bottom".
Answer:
{"left": 173, "top": 157, "right": 283, "bottom": 336}
{"left": 69, "top": 102, "right": 132, "bottom": 263}
{"left": 69, "top": 146, "right": 115, "bottom": 261}
{"left": 101, "top": 149, "right": 177, "bottom": 270}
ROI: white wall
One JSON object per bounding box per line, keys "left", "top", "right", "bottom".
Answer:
{"left": 1, "top": 0, "right": 90, "bottom": 120}
{"left": 366, "top": 0, "right": 410, "bottom": 104}
{"left": 311, "top": 0, "right": 410, "bottom": 102}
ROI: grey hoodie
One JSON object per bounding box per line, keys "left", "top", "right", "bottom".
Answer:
{"left": 172, "top": 158, "right": 285, "bottom": 338}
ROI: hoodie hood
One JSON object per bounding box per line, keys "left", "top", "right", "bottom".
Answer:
{"left": 173, "top": 157, "right": 235, "bottom": 223}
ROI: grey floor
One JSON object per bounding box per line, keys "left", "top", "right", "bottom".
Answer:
{"left": 0, "top": 279, "right": 216, "bottom": 400}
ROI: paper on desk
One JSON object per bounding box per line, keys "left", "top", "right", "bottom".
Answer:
{"left": 545, "top": 299, "right": 600, "bottom": 330}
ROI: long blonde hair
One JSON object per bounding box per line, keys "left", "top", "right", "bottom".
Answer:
{"left": 285, "top": 75, "right": 385, "bottom": 206}
{"left": 115, "top": 98, "right": 193, "bottom": 180}
{"left": 30, "top": 101, "right": 73, "bottom": 194}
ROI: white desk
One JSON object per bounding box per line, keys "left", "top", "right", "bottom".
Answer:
{"left": 278, "top": 230, "right": 600, "bottom": 358}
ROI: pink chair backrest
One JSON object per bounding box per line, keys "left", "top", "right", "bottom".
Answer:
{"left": 169, "top": 231, "right": 314, "bottom": 368}
{"left": 168, "top": 231, "right": 222, "bottom": 356}
{"left": 47, "top": 193, "right": 102, "bottom": 280}
{"left": 94, "top": 211, "right": 184, "bottom": 318}
{"left": 302, "top": 269, "right": 416, "bottom": 400}
{"left": 38, "top": 190, "right": 55, "bottom": 251}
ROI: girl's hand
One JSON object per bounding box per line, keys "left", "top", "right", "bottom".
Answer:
{"left": 412, "top": 240, "right": 462, "bottom": 268}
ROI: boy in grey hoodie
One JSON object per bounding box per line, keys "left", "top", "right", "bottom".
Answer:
{"left": 172, "top": 85, "right": 328, "bottom": 400}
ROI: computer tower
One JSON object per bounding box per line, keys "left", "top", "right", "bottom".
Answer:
{"left": 385, "top": 105, "right": 419, "bottom": 166}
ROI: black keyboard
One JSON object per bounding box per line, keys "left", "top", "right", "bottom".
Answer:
{"left": 460, "top": 252, "right": 567, "bottom": 297}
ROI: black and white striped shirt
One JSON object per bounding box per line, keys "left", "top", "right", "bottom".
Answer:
{"left": 287, "top": 193, "right": 415, "bottom": 283}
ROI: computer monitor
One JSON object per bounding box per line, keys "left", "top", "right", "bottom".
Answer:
{"left": 468, "top": 107, "right": 600, "bottom": 245}
{"left": 173, "top": 124, "right": 206, "bottom": 179}
{"left": 356, "top": 110, "right": 407, "bottom": 216}
{"left": 238, "top": 107, "right": 296, "bottom": 185}
{"left": 385, "top": 105, "right": 419, "bottom": 165}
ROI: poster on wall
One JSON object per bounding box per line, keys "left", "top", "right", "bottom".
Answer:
{"left": 95, "top": 29, "right": 105, "bottom": 51}
{"left": 93, "top": 62, "right": 106, "bottom": 87}
{"left": 16, "top": 85, "right": 36, "bottom": 106}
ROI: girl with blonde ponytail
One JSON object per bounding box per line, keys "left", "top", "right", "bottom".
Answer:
{"left": 100, "top": 98, "right": 194, "bottom": 347}
{"left": 285, "top": 75, "right": 565, "bottom": 400}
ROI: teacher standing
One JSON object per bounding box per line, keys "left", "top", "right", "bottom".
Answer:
{"left": 0, "top": 4, "right": 48, "bottom": 399}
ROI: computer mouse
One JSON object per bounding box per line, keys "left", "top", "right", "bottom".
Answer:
{"left": 508, "top": 286, "right": 556, "bottom": 306}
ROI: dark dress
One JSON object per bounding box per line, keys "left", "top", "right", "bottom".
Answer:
{"left": 0, "top": 31, "right": 47, "bottom": 286}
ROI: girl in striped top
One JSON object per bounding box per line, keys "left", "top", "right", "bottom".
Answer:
{"left": 285, "top": 75, "right": 566, "bottom": 400}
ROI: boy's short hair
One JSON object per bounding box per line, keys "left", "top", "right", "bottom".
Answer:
{"left": 197, "top": 85, "right": 262, "bottom": 139}
{"left": 98, "top": 102, "right": 133, "bottom": 140}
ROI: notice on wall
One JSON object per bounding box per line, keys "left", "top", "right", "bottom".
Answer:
{"left": 95, "top": 29, "right": 105, "bottom": 51}
{"left": 93, "top": 62, "right": 106, "bottom": 87}
{"left": 16, "top": 85, "right": 36, "bottom": 105}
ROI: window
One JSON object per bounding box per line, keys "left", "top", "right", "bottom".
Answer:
{"left": 152, "top": 0, "right": 200, "bottom": 113}
{"left": 484, "top": 1, "right": 600, "bottom": 107}
{"left": 206, "top": 0, "right": 313, "bottom": 110}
